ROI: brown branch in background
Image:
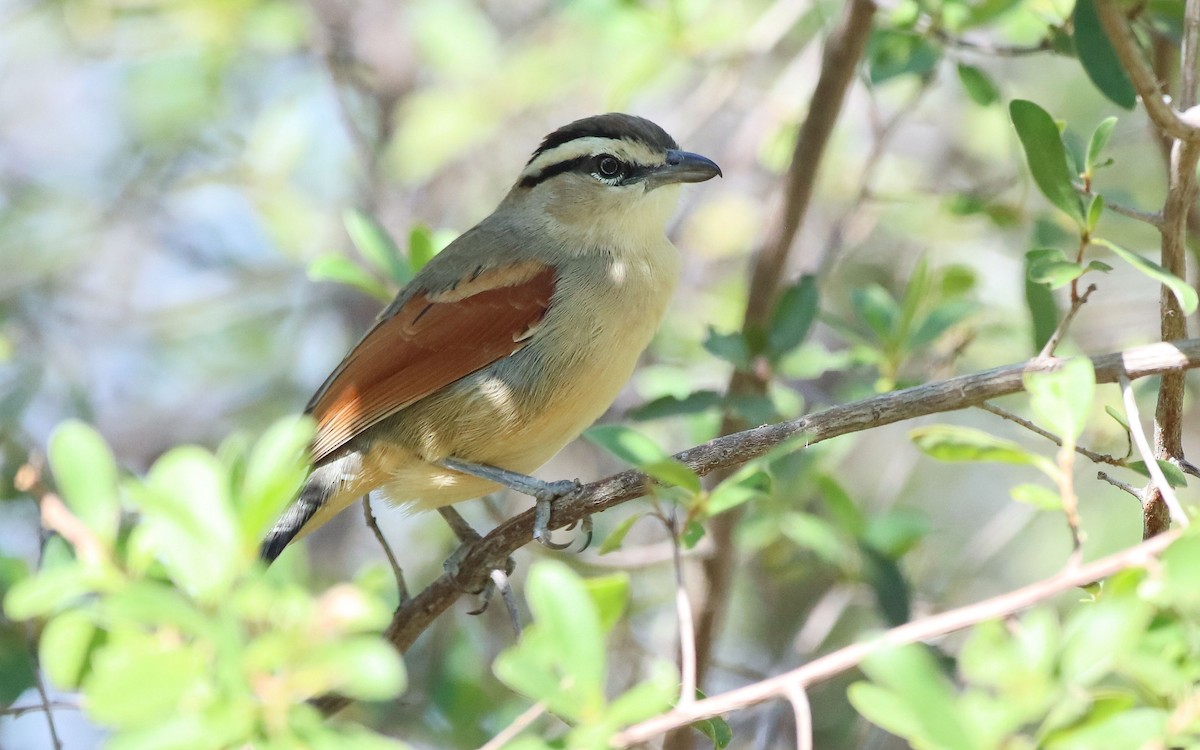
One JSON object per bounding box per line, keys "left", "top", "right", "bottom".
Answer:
{"left": 682, "top": 6, "right": 879, "bottom": 745}
{"left": 1037, "top": 283, "right": 1097, "bottom": 359}
{"left": 611, "top": 528, "right": 1183, "bottom": 747}
{"left": 1096, "top": 0, "right": 1200, "bottom": 539}
{"left": 1094, "top": 0, "right": 1200, "bottom": 141}
{"left": 311, "top": 338, "right": 1200, "bottom": 716}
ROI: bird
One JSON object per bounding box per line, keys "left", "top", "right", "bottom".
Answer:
{"left": 260, "top": 112, "right": 721, "bottom": 564}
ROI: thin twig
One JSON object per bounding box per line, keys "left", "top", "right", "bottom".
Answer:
{"left": 26, "top": 623, "right": 62, "bottom": 750}
{"left": 362, "top": 496, "right": 408, "bottom": 603}
{"left": 612, "top": 529, "right": 1183, "bottom": 746}
{"left": 1119, "top": 373, "right": 1189, "bottom": 527}
{"left": 1053, "top": 429, "right": 1084, "bottom": 567}
{"left": 925, "top": 25, "right": 1055, "bottom": 57}
{"left": 977, "top": 401, "right": 1123, "bottom": 466}
{"left": 312, "top": 338, "right": 1200, "bottom": 716}
{"left": 0, "top": 701, "right": 79, "bottom": 718}
{"left": 1037, "top": 284, "right": 1097, "bottom": 360}
{"left": 1094, "top": 0, "right": 1200, "bottom": 141}
{"left": 477, "top": 701, "right": 548, "bottom": 750}
{"left": 1079, "top": 188, "right": 1164, "bottom": 227}
{"left": 784, "top": 683, "right": 813, "bottom": 750}
{"left": 666, "top": 511, "right": 698, "bottom": 708}
{"left": 1097, "top": 470, "right": 1143, "bottom": 500}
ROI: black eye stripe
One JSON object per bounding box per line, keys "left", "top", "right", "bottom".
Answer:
{"left": 518, "top": 154, "right": 645, "bottom": 189}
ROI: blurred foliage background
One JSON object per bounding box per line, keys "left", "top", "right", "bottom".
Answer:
{"left": 1, "top": 0, "right": 1198, "bottom": 747}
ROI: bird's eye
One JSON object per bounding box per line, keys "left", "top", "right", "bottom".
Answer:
{"left": 596, "top": 156, "right": 621, "bottom": 178}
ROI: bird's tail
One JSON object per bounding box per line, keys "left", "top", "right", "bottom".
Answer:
{"left": 259, "top": 458, "right": 355, "bottom": 564}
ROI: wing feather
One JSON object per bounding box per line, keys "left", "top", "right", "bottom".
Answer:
{"left": 308, "top": 261, "right": 557, "bottom": 463}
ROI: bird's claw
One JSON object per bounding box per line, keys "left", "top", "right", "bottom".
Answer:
{"left": 532, "top": 479, "right": 585, "bottom": 549}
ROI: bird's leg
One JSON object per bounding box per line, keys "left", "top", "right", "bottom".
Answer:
{"left": 439, "top": 457, "right": 584, "bottom": 550}
{"left": 437, "top": 506, "right": 519, "bottom": 626}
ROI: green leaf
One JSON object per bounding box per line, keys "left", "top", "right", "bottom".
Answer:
{"left": 526, "top": 561, "right": 605, "bottom": 703}
{"left": 851, "top": 284, "right": 899, "bottom": 340}
{"left": 1086, "top": 193, "right": 1104, "bottom": 232}
{"left": 237, "top": 416, "right": 314, "bottom": 544}
{"left": 1026, "top": 357, "right": 1095, "bottom": 443}
{"left": 816, "top": 474, "right": 866, "bottom": 536}
{"left": 909, "top": 300, "right": 976, "bottom": 348}
{"left": 1072, "top": 0, "right": 1136, "bottom": 109}
{"left": 1086, "top": 117, "right": 1118, "bottom": 174}
{"left": 690, "top": 712, "right": 734, "bottom": 749}
{"left": 585, "top": 425, "right": 668, "bottom": 466}
{"left": 705, "top": 474, "right": 765, "bottom": 515}
{"left": 307, "top": 255, "right": 390, "bottom": 301}
{"left": 4, "top": 566, "right": 97, "bottom": 620}
{"left": 1095, "top": 238, "right": 1199, "bottom": 314}
{"left": 859, "top": 645, "right": 977, "bottom": 749}
{"left": 1127, "top": 459, "right": 1189, "bottom": 487}
{"left": 627, "top": 391, "right": 723, "bottom": 421}
{"left": 767, "top": 275, "right": 819, "bottom": 359}
{"left": 703, "top": 329, "right": 752, "bottom": 370}
{"left": 311, "top": 637, "right": 407, "bottom": 701}
{"left": 681, "top": 521, "right": 706, "bottom": 549}
{"left": 1010, "top": 100, "right": 1086, "bottom": 225}
{"left": 598, "top": 513, "right": 644, "bottom": 555}
{"left": 1104, "top": 404, "right": 1130, "bottom": 431}
{"left": 583, "top": 573, "right": 630, "bottom": 633}
{"left": 408, "top": 223, "right": 436, "bottom": 275}
{"left": 642, "top": 460, "right": 702, "bottom": 494}
{"left": 956, "top": 63, "right": 1000, "bottom": 106}
{"left": 849, "top": 683, "right": 924, "bottom": 742}
{"left": 83, "top": 635, "right": 209, "bottom": 728}
{"left": 1025, "top": 255, "right": 1060, "bottom": 352}
{"left": 139, "top": 447, "right": 238, "bottom": 600}
{"left": 860, "top": 543, "right": 910, "bottom": 626}
{"left": 1031, "top": 261, "right": 1084, "bottom": 288}
{"left": 48, "top": 420, "right": 120, "bottom": 546}
{"left": 1011, "top": 482, "right": 1064, "bottom": 510}
{"left": 909, "top": 425, "right": 1051, "bottom": 470}
{"left": 601, "top": 660, "right": 679, "bottom": 729}
{"left": 344, "top": 208, "right": 410, "bottom": 285}
{"left": 867, "top": 29, "right": 941, "bottom": 83}
{"left": 40, "top": 610, "right": 99, "bottom": 690}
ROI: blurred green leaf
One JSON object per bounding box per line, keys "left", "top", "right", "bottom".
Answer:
{"left": 5, "top": 566, "right": 97, "bottom": 621}
{"left": 238, "top": 416, "right": 314, "bottom": 546}
{"left": 1104, "top": 404, "right": 1131, "bottom": 431}
{"left": 40, "top": 610, "right": 99, "bottom": 690}
{"left": 600, "top": 660, "right": 678, "bottom": 731}
{"left": 816, "top": 474, "right": 867, "bottom": 536}
{"left": 1095, "top": 238, "right": 1199, "bottom": 314}
{"left": 0, "top": 624, "right": 36, "bottom": 704}
{"left": 1086, "top": 193, "right": 1104, "bottom": 232}
{"left": 309, "top": 637, "right": 406, "bottom": 701}
{"left": 863, "top": 509, "right": 930, "bottom": 559}
{"left": 1010, "top": 100, "right": 1086, "bottom": 225}
{"left": 703, "top": 329, "right": 752, "bottom": 370}
{"left": 585, "top": 425, "right": 698, "bottom": 492}
{"left": 910, "top": 300, "right": 976, "bottom": 348}
{"left": 1011, "top": 482, "right": 1063, "bottom": 510}
{"left": 643, "top": 460, "right": 702, "bottom": 494}
{"left": 868, "top": 29, "right": 941, "bottom": 83}
{"left": 84, "top": 635, "right": 209, "bottom": 727}
{"left": 1086, "top": 117, "right": 1118, "bottom": 176}
{"left": 48, "top": 420, "right": 120, "bottom": 547}
{"left": 344, "top": 209, "right": 410, "bottom": 285}
{"left": 767, "top": 275, "right": 819, "bottom": 359}
{"left": 408, "top": 224, "right": 436, "bottom": 275}
{"left": 526, "top": 561, "right": 605, "bottom": 710}
{"left": 598, "top": 513, "right": 645, "bottom": 555}
{"left": 583, "top": 574, "right": 630, "bottom": 633}
{"left": 690, "top": 709, "right": 733, "bottom": 749}
{"left": 910, "top": 425, "right": 1052, "bottom": 470}
{"left": 1072, "top": 0, "right": 1136, "bottom": 109}
{"left": 139, "top": 447, "right": 239, "bottom": 600}
{"left": 1026, "top": 357, "right": 1095, "bottom": 443}
{"left": 681, "top": 521, "right": 706, "bottom": 549}
{"left": 1025, "top": 255, "right": 1060, "bottom": 352}
{"left": 308, "top": 255, "right": 391, "bottom": 302}
{"left": 861, "top": 543, "right": 911, "bottom": 626}
{"left": 628, "top": 391, "right": 723, "bottom": 421}
{"left": 1127, "top": 459, "right": 1189, "bottom": 487}
{"left": 854, "top": 644, "right": 976, "bottom": 749}
{"left": 851, "top": 285, "right": 899, "bottom": 341}
{"left": 957, "top": 63, "right": 1000, "bottom": 105}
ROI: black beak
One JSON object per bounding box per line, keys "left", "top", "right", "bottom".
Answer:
{"left": 645, "top": 149, "right": 722, "bottom": 190}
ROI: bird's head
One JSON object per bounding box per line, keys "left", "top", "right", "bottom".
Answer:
{"left": 507, "top": 113, "right": 721, "bottom": 241}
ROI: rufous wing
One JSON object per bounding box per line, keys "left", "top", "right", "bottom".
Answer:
{"left": 308, "top": 260, "right": 557, "bottom": 464}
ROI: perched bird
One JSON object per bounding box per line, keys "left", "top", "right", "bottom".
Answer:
{"left": 261, "top": 113, "right": 721, "bottom": 563}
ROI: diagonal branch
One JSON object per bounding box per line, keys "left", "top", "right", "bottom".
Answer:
{"left": 612, "top": 527, "right": 1183, "bottom": 746}
{"left": 1094, "top": 0, "right": 1200, "bottom": 141}
{"left": 312, "top": 338, "right": 1200, "bottom": 716}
